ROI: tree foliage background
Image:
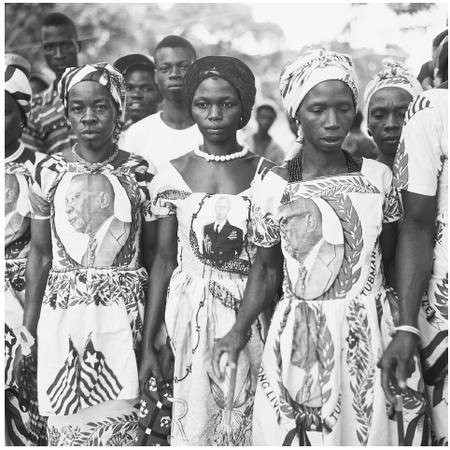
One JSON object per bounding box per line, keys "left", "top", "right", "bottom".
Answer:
{"left": 5, "top": 2, "right": 445, "bottom": 147}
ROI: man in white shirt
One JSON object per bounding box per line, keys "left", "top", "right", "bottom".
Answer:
{"left": 122, "top": 35, "right": 202, "bottom": 170}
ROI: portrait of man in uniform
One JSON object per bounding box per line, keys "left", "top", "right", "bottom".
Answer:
{"left": 202, "top": 196, "right": 244, "bottom": 267}
{"left": 64, "top": 173, "right": 130, "bottom": 267}
{"left": 280, "top": 197, "right": 344, "bottom": 300}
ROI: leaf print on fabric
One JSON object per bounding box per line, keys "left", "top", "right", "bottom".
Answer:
{"left": 316, "top": 308, "right": 335, "bottom": 407}
{"left": 208, "top": 281, "right": 241, "bottom": 310}
{"left": 393, "top": 139, "right": 409, "bottom": 191}
{"left": 434, "top": 274, "right": 448, "bottom": 320}
{"left": 321, "top": 195, "right": 363, "bottom": 300}
{"left": 346, "top": 300, "right": 375, "bottom": 445}
{"left": 251, "top": 203, "right": 280, "bottom": 247}
{"left": 70, "top": 412, "right": 138, "bottom": 446}
{"left": 299, "top": 175, "right": 380, "bottom": 199}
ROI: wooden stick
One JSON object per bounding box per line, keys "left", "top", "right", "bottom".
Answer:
{"left": 223, "top": 361, "right": 237, "bottom": 442}
{"left": 395, "top": 394, "right": 405, "bottom": 446}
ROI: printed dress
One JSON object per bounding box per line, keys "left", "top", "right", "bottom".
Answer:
{"left": 5, "top": 143, "right": 46, "bottom": 445}
{"left": 29, "top": 152, "right": 155, "bottom": 446}
{"left": 250, "top": 157, "right": 429, "bottom": 445}
{"left": 149, "top": 159, "right": 269, "bottom": 445}
{"left": 395, "top": 89, "right": 448, "bottom": 445}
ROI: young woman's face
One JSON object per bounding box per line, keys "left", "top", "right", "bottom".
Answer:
{"left": 368, "top": 87, "right": 412, "bottom": 155}
{"left": 67, "top": 81, "right": 117, "bottom": 149}
{"left": 5, "top": 92, "right": 22, "bottom": 149}
{"left": 191, "top": 76, "right": 242, "bottom": 143}
{"left": 296, "top": 80, "right": 355, "bottom": 152}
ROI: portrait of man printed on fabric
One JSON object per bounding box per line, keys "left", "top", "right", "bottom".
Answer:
{"left": 202, "top": 196, "right": 244, "bottom": 267}
{"left": 63, "top": 173, "right": 131, "bottom": 267}
{"left": 5, "top": 173, "right": 30, "bottom": 247}
{"left": 280, "top": 197, "right": 344, "bottom": 300}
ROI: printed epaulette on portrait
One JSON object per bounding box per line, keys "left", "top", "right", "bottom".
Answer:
{"left": 403, "top": 94, "right": 432, "bottom": 125}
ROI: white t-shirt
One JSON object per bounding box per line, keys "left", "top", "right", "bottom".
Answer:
{"left": 121, "top": 112, "right": 203, "bottom": 171}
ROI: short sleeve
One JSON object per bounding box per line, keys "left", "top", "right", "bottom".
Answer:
{"left": 134, "top": 158, "right": 157, "bottom": 222}
{"left": 251, "top": 171, "right": 284, "bottom": 247}
{"left": 383, "top": 178, "right": 402, "bottom": 224}
{"left": 149, "top": 164, "right": 184, "bottom": 219}
{"left": 394, "top": 94, "right": 443, "bottom": 197}
{"left": 29, "top": 161, "right": 51, "bottom": 219}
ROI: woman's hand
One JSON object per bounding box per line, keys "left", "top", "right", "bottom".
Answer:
{"left": 379, "top": 331, "right": 419, "bottom": 404}
{"left": 138, "top": 347, "right": 164, "bottom": 396}
{"left": 212, "top": 327, "right": 247, "bottom": 382}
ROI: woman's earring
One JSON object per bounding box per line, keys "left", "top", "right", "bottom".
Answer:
{"left": 367, "top": 128, "right": 372, "bottom": 137}
{"left": 20, "top": 122, "right": 25, "bottom": 129}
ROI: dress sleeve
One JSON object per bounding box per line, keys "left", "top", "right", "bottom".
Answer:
{"left": 251, "top": 171, "right": 283, "bottom": 247}
{"left": 29, "top": 158, "right": 52, "bottom": 219}
{"left": 149, "top": 165, "right": 180, "bottom": 219}
{"left": 383, "top": 173, "right": 402, "bottom": 224}
{"left": 394, "top": 94, "right": 443, "bottom": 197}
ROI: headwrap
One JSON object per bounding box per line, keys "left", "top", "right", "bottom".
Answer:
{"left": 364, "top": 60, "right": 422, "bottom": 121}
{"left": 279, "top": 48, "right": 358, "bottom": 122}
{"left": 58, "top": 62, "right": 126, "bottom": 142}
{"left": 5, "top": 64, "right": 32, "bottom": 124}
{"left": 184, "top": 56, "right": 256, "bottom": 129}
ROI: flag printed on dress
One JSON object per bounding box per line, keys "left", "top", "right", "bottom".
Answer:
{"left": 47, "top": 335, "right": 122, "bottom": 415}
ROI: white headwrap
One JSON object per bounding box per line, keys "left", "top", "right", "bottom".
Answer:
{"left": 5, "top": 65, "right": 32, "bottom": 116}
{"left": 279, "top": 48, "right": 358, "bottom": 143}
{"left": 364, "top": 60, "right": 422, "bottom": 122}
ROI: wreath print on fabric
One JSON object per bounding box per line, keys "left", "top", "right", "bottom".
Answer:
{"left": 189, "top": 194, "right": 253, "bottom": 276}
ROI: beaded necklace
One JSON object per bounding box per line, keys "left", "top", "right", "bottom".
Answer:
{"left": 71, "top": 143, "right": 119, "bottom": 171}
{"left": 287, "top": 149, "right": 358, "bottom": 183}
{"left": 194, "top": 144, "right": 249, "bottom": 162}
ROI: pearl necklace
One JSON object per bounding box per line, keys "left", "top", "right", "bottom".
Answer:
{"left": 71, "top": 144, "right": 119, "bottom": 171}
{"left": 194, "top": 144, "right": 249, "bottom": 162}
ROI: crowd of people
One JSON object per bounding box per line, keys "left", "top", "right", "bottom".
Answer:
{"left": 4, "top": 11, "right": 448, "bottom": 447}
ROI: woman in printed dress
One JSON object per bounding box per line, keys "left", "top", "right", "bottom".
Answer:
{"left": 5, "top": 64, "right": 47, "bottom": 445}
{"left": 364, "top": 60, "right": 422, "bottom": 171}
{"left": 15, "top": 63, "right": 156, "bottom": 446}
{"left": 213, "top": 49, "right": 429, "bottom": 445}
{"left": 139, "top": 56, "right": 274, "bottom": 445}
{"left": 381, "top": 81, "right": 448, "bottom": 444}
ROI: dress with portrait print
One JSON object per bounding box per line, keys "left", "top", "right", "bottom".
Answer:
{"left": 149, "top": 157, "right": 270, "bottom": 445}
{"left": 394, "top": 89, "right": 448, "bottom": 445}
{"left": 29, "top": 151, "right": 155, "bottom": 446}
{"left": 5, "top": 143, "right": 47, "bottom": 445}
{"left": 250, "top": 155, "right": 430, "bottom": 446}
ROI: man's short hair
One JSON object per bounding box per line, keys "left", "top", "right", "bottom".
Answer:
{"left": 154, "top": 35, "right": 196, "bottom": 60}
{"left": 41, "top": 12, "right": 77, "bottom": 38}
{"left": 256, "top": 104, "right": 277, "bottom": 117}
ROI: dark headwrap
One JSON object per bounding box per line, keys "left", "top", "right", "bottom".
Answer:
{"left": 58, "top": 62, "right": 126, "bottom": 142}
{"left": 184, "top": 56, "right": 256, "bottom": 129}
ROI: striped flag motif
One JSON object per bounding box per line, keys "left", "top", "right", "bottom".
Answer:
{"left": 47, "top": 336, "right": 122, "bottom": 415}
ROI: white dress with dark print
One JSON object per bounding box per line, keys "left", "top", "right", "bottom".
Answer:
{"left": 29, "top": 152, "right": 155, "bottom": 446}
{"left": 5, "top": 143, "right": 46, "bottom": 445}
{"left": 395, "top": 89, "right": 448, "bottom": 445}
{"left": 250, "top": 158, "right": 429, "bottom": 445}
{"left": 149, "top": 159, "right": 269, "bottom": 445}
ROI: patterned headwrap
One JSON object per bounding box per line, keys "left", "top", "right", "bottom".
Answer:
{"left": 364, "top": 60, "right": 422, "bottom": 121}
{"left": 5, "top": 65, "right": 32, "bottom": 124}
{"left": 279, "top": 48, "right": 358, "bottom": 121}
{"left": 184, "top": 56, "right": 256, "bottom": 129}
{"left": 58, "top": 63, "right": 126, "bottom": 141}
